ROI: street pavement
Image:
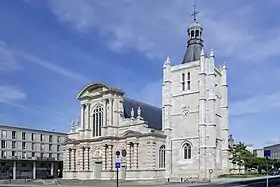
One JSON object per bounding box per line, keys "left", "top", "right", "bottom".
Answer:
{"left": 0, "top": 176, "right": 279, "bottom": 187}
{"left": 188, "top": 176, "right": 280, "bottom": 187}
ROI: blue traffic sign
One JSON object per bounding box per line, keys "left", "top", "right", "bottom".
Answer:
{"left": 264, "top": 150, "right": 271, "bottom": 157}
{"left": 115, "top": 162, "right": 121, "bottom": 168}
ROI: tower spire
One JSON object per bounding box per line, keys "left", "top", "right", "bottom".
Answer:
{"left": 182, "top": 3, "right": 203, "bottom": 64}
{"left": 191, "top": 3, "right": 199, "bottom": 21}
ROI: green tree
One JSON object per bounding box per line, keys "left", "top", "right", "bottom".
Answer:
{"left": 229, "top": 141, "right": 254, "bottom": 174}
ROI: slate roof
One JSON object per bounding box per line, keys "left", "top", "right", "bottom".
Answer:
{"left": 123, "top": 98, "right": 162, "bottom": 130}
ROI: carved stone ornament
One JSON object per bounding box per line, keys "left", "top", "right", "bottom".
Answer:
{"left": 182, "top": 106, "right": 190, "bottom": 117}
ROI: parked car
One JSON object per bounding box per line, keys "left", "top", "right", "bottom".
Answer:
{"left": 268, "top": 170, "right": 280, "bottom": 175}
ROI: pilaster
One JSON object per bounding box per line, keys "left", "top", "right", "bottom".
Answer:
{"left": 198, "top": 49, "right": 207, "bottom": 179}
{"left": 126, "top": 143, "right": 132, "bottom": 169}
{"left": 86, "top": 147, "right": 90, "bottom": 170}
{"left": 102, "top": 145, "right": 107, "bottom": 170}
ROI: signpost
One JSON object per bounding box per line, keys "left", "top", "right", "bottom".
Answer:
{"left": 264, "top": 150, "right": 271, "bottom": 187}
{"left": 115, "top": 151, "right": 121, "bottom": 187}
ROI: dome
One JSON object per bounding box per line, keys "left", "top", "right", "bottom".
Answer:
{"left": 189, "top": 21, "right": 203, "bottom": 29}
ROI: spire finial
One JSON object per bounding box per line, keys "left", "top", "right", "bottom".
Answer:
{"left": 191, "top": 1, "right": 199, "bottom": 21}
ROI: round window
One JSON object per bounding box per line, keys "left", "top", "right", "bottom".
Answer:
{"left": 121, "top": 149, "right": 127, "bottom": 157}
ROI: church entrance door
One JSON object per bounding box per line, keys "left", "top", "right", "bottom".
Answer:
{"left": 120, "top": 165, "right": 126, "bottom": 180}
{"left": 94, "top": 162, "right": 102, "bottom": 179}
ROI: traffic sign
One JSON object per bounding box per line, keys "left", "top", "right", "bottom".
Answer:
{"left": 115, "top": 162, "right": 120, "bottom": 168}
{"left": 116, "top": 156, "right": 121, "bottom": 164}
{"left": 264, "top": 150, "right": 271, "bottom": 157}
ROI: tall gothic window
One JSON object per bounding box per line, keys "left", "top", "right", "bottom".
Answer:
{"left": 183, "top": 142, "right": 192, "bottom": 159}
{"left": 182, "top": 73, "right": 185, "bottom": 91}
{"left": 187, "top": 72, "right": 191, "bottom": 90}
{"left": 92, "top": 105, "right": 103, "bottom": 137}
{"left": 159, "top": 145, "right": 165, "bottom": 168}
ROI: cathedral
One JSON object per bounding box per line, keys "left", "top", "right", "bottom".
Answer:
{"left": 62, "top": 14, "right": 229, "bottom": 181}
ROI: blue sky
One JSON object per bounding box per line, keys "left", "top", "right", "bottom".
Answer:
{"left": 1, "top": 0, "right": 280, "bottom": 148}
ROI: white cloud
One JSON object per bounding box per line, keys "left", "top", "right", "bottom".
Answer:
{"left": 45, "top": 0, "right": 280, "bottom": 63}
{"left": 19, "top": 52, "right": 89, "bottom": 84}
{"left": 0, "top": 40, "right": 21, "bottom": 70}
{"left": 0, "top": 86, "right": 26, "bottom": 104}
{"left": 229, "top": 92, "right": 280, "bottom": 116}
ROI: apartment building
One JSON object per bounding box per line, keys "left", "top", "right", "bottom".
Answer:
{"left": 0, "top": 124, "right": 67, "bottom": 179}
{"left": 253, "top": 148, "right": 264, "bottom": 158}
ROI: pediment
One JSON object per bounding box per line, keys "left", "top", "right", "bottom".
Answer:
{"left": 123, "top": 130, "right": 142, "bottom": 137}
{"left": 77, "top": 83, "right": 124, "bottom": 100}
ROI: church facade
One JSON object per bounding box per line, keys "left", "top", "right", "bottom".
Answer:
{"left": 62, "top": 17, "right": 229, "bottom": 181}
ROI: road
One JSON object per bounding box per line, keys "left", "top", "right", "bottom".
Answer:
{"left": 189, "top": 176, "right": 280, "bottom": 187}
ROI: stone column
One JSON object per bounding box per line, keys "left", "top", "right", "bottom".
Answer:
{"left": 51, "top": 162, "right": 54, "bottom": 176}
{"left": 71, "top": 149, "right": 76, "bottom": 171}
{"left": 151, "top": 142, "right": 156, "bottom": 169}
{"left": 67, "top": 149, "right": 71, "bottom": 170}
{"left": 86, "top": 147, "right": 90, "bottom": 170}
{"left": 13, "top": 161, "right": 16, "bottom": 180}
{"left": 110, "top": 99, "right": 114, "bottom": 126}
{"left": 126, "top": 143, "right": 131, "bottom": 169}
{"left": 108, "top": 145, "right": 113, "bottom": 170}
{"left": 80, "top": 105, "right": 84, "bottom": 130}
{"left": 79, "top": 147, "right": 84, "bottom": 171}
{"left": 33, "top": 162, "right": 36, "bottom": 179}
{"left": 146, "top": 142, "right": 151, "bottom": 169}
{"left": 133, "top": 143, "right": 139, "bottom": 169}
{"left": 103, "top": 100, "right": 107, "bottom": 127}
{"left": 102, "top": 145, "right": 107, "bottom": 170}
{"left": 87, "top": 104, "right": 91, "bottom": 129}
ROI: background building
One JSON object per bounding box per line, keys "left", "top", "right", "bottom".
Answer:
{"left": 0, "top": 124, "right": 67, "bottom": 179}
{"left": 264, "top": 144, "right": 280, "bottom": 160}
{"left": 253, "top": 148, "right": 264, "bottom": 158}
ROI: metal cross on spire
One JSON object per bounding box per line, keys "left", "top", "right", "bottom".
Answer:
{"left": 191, "top": 3, "right": 199, "bottom": 21}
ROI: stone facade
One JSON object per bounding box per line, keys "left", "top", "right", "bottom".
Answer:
{"left": 63, "top": 18, "right": 230, "bottom": 181}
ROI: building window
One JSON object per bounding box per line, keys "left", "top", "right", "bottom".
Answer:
{"left": 32, "top": 133, "right": 36, "bottom": 141}
{"left": 22, "top": 142, "right": 26, "bottom": 150}
{"left": 49, "top": 135, "right": 52, "bottom": 142}
{"left": 92, "top": 105, "right": 103, "bottom": 137}
{"left": 182, "top": 73, "right": 185, "bottom": 91}
{"left": 49, "top": 144, "right": 52, "bottom": 151}
{"left": 40, "top": 153, "right": 44, "bottom": 158}
{"left": 183, "top": 142, "right": 192, "bottom": 159}
{"left": 32, "top": 143, "right": 35, "bottom": 150}
{"left": 41, "top": 143, "right": 45, "bottom": 151}
{"left": 187, "top": 72, "right": 191, "bottom": 90}
{"left": 1, "top": 130, "right": 6, "bottom": 139}
{"left": 1, "top": 151, "right": 6, "bottom": 158}
{"left": 12, "top": 131, "right": 16, "bottom": 139}
{"left": 49, "top": 153, "right": 52, "bottom": 158}
{"left": 57, "top": 153, "right": 60, "bottom": 160}
{"left": 159, "top": 145, "right": 165, "bottom": 168}
{"left": 1, "top": 140, "right": 6, "bottom": 149}
{"left": 12, "top": 151, "right": 15, "bottom": 157}
{"left": 22, "top": 132, "right": 26, "bottom": 140}
{"left": 22, "top": 152, "right": 26, "bottom": 158}
{"left": 40, "top": 134, "right": 44, "bottom": 142}
{"left": 57, "top": 136, "right": 60, "bottom": 143}
{"left": 57, "top": 145, "right": 60, "bottom": 152}
{"left": 32, "top": 152, "right": 35, "bottom": 157}
{"left": 12, "top": 141, "right": 16, "bottom": 149}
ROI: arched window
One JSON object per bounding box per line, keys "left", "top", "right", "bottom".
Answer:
{"left": 191, "top": 30, "right": 194, "bottom": 38}
{"left": 159, "top": 145, "right": 165, "bottom": 168}
{"left": 195, "top": 30, "right": 199, "bottom": 38}
{"left": 183, "top": 143, "right": 192, "bottom": 159}
{"left": 92, "top": 105, "right": 103, "bottom": 137}
{"left": 182, "top": 73, "right": 185, "bottom": 91}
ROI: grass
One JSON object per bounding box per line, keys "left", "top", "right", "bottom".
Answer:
{"left": 218, "top": 173, "right": 265, "bottom": 178}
